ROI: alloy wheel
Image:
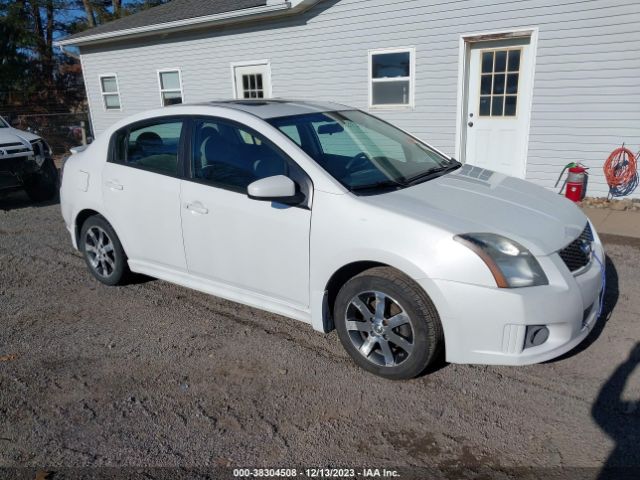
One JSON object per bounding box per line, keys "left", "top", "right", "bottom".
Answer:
{"left": 344, "top": 291, "right": 415, "bottom": 367}
{"left": 84, "top": 226, "right": 116, "bottom": 278}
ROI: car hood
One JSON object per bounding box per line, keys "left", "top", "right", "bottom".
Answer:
{"left": 0, "top": 128, "right": 39, "bottom": 145}
{"left": 363, "top": 164, "right": 587, "bottom": 256}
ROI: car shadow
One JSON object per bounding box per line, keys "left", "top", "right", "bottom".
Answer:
{"left": 126, "top": 273, "right": 156, "bottom": 285}
{"left": 592, "top": 342, "right": 640, "bottom": 479}
{"left": 547, "top": 254, "right": 619, "bottom": 363}
{"left": 0, "top": 190, "right": 60, "bottom": 211}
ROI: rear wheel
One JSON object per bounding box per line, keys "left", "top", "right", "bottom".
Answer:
{"left": 24, "top": 158, "right": 58, "bottom": 202}
{"left": 334, "top": 267, "right": 443, "bottom": 380}
{"left": 80, "top": 215, "right": 130, "bottom": 286}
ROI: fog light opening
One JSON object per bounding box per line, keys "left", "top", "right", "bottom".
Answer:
{"left": 524, "top": 325, "right": 549, "bottom": 349}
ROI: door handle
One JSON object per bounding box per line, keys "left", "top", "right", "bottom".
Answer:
{"left": 468, "top": 121, "right": 474, "bottom": 127}
{"left": 106, "top": 180, "right": 123, "bottom": 191}
{"left": 185, "top": 202, "right": 209, "bottom": 215}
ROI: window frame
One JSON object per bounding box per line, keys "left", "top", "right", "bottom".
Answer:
{"left": 184, "top": 116, "right": 313, "bottom": 209}
{"left": 157, "top": 68, "right": 184, "bottom": 107}
{"left": 99, "top": 73, "right": 122, "bottom": 111}
{"left": 108, "top": 115, "right": 188, "bottom": 179}
{"left": 368, "top": 47, "right": 416, "bottom": 110}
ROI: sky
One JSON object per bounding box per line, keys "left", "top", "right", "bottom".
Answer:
{"left": 54, "top": 1, "right": 148, "bottom": 39}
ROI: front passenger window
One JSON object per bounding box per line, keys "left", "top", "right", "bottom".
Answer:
{"left": 191, "top": 119, "right": 289, "bottom": 191}
{"left": 115, "top": 121, "right": 183, "bottom": 176}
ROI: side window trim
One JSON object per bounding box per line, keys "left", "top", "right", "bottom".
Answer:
{"left": 107, "top": 116, "right": 187, "bottom": 179}
{"left": 184, "top": 115, "right": 314, "bottom": 208}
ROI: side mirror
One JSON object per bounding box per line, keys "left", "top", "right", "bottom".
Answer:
{"left": 247, "top": 175, "right": 303, "bottom": 204}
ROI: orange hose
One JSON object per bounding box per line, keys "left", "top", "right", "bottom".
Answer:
{"left": 603, "top": 147, "right": 637, "bottom": 190}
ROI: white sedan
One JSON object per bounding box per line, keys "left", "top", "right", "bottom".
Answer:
{"left": 60, "top": 100, "right": 604, "bottom": 379}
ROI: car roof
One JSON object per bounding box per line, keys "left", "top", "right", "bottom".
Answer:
{"left": 190, "top": 99, "right": 351, "bottom": 120}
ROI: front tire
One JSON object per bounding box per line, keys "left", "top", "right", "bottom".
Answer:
{"left": 80, "top": 215, "right": 130, "bottom": 286}
{"left": 24, "top": 158, "right": 58, "bottom": 202}
{"left": 334, "top": 267, "right": 443, "bottom": 380}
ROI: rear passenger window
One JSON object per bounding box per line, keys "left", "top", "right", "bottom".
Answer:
{"left": 113, "top": 120, "right": 183, "bottom": 176}
{"left": 191, "top": 119, "right": 290, "bottom": 191}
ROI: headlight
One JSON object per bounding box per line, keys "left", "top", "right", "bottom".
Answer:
{"left": 29, "top": 139, "right": 48, "bottom": 166}
{"left": 454, "top": 233, "right": 548, "bottom": 288}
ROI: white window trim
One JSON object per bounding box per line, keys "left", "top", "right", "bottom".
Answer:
{"left": 157, "top": 68, "right": 184, "bottom": 107}
{"left": 368, "top": 47, "right": 416, "bottom": 110}
{"left": 99, "top": 73, "right": 122, "bottom": 111}
{"left": 229, "top": 60, "right": 272, "bottom": 99}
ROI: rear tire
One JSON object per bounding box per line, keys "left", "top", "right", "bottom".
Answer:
{"left": 24, "top": 158, "right": 58, "bottom": 202}
{"left": 334, "top": 267, "right": 443, "bottom": 380}
{"left": 80, "top": 215, "right": 130, "bottom": 286}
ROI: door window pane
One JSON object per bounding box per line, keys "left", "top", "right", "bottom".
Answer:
{"left": 506, "top": 74, "right": 519, "bottom": 94}
{"left": 508, "top": 50, "right": 521, "bottom": 72}
{"left": 494, "top": 50, "right": 507, "bottom": 72}
{"left": 480, "top": 75, "right": 492, "bottom": 95}
{"left": 493, "top": 74, "right": 505, "bottom": 95}
{"left": 478, "top": 48, "right": 521, "bottom": 117}
{"left": 192, "top": 120, "right": 289, "bottom": 191}
{"left": 504, "top": 96, "right": 518, "bottom": 116}
{"left": 481, "top": 52, "right": 493, "bottom": 73}
{"left": 125, "top": 121, "right": 182, "bottom": 175}
{"left": 491, "top": 96, "right": 503, "bottom": 116}
{"left": 479, "top": 96, "right": 491, "bottom": 116}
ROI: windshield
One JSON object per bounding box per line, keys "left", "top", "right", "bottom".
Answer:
{"left": 0, "top": 117, "right": 8, "bottom": 128}
{"left": 268, "top": 110, "right": 458, "bottom": 192}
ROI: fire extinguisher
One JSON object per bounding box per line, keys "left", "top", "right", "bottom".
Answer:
{"left": 554, "top": 162, "right": 589, "bottom": 202}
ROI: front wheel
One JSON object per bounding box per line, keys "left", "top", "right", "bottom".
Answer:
{"left": 80, "top": 215, "right": 130, "bottom": 286}
{"left": 334, "top": 267, "right": 443, "bottom": 380}
{"left": 24, "top": 158, "right": 58, "bottom": 202}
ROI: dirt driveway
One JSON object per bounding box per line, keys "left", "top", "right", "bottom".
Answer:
{"left": 1, "top": 193, "right": 639, "bottom": 477}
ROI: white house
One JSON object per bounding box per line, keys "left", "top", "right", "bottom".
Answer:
{"left": 56, "top": 0, "right": 640, "bottom": 198}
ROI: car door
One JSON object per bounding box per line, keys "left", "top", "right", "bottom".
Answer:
{"left": 102, "top": 117, "right": 187, "bottom": 271}
{"left": 180, "top": 117, "right": 312, "bottom": 307}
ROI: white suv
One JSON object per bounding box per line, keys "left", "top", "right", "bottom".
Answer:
{"left": 60, "top": 100, "right": 604, "bottom": 379}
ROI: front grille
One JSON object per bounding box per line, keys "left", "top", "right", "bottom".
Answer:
{"left": 559, "top": 223, "right": 594, "bottom": 272}
{"left": 0, "top": 142, "right": 23, "bottom": 148}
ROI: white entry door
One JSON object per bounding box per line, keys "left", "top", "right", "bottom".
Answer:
{"left": 233, "top": 63, "right": 272, "bottom": 99}
{"left": 464, "top": 38, "right": 534, "bottom": 178}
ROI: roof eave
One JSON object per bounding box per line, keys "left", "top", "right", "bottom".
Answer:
{"left": 54, "top": 1, "right": 311, "bottom": 48}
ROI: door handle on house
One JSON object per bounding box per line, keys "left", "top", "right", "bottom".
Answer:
{"left": 468, "top": 121, "right": 474, "bottom": 127}
{"left": 106, "top": 180, "right": 123, "bottom": 191}
{"left": 185, "top": 202, "right": 209, "bottom": 215}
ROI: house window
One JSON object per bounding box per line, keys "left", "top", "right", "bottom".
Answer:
{"left": 369, "top": 48, "right": 415, "bottom": 108}
{"left": 100, "top": 75, "right": 121, "bottom": 110}
{"left": 158, "top": 70, "right": 183, "bottom": 106}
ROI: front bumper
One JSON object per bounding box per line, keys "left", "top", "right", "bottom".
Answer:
{"left": 419, "top": 237, "right": 605, "bottom": 365}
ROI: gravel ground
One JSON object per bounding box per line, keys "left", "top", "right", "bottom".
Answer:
{"left": 1, "top": 192, "right": 639, "bottom": 477}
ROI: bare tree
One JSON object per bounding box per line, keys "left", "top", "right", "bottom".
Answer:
{"left": 81, "top": 0, "right": 96, "bottom": 26}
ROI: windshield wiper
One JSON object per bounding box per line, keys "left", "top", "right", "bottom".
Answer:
{"left": 405, "top": 161, "right": 461, "bottom": 185}
{"left": 349, "top": 179, "right": 407, "bottom": 192}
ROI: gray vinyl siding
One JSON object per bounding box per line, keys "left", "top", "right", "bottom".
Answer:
{"left": 80, "top": 0, "right": 640, "bottom": 198}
